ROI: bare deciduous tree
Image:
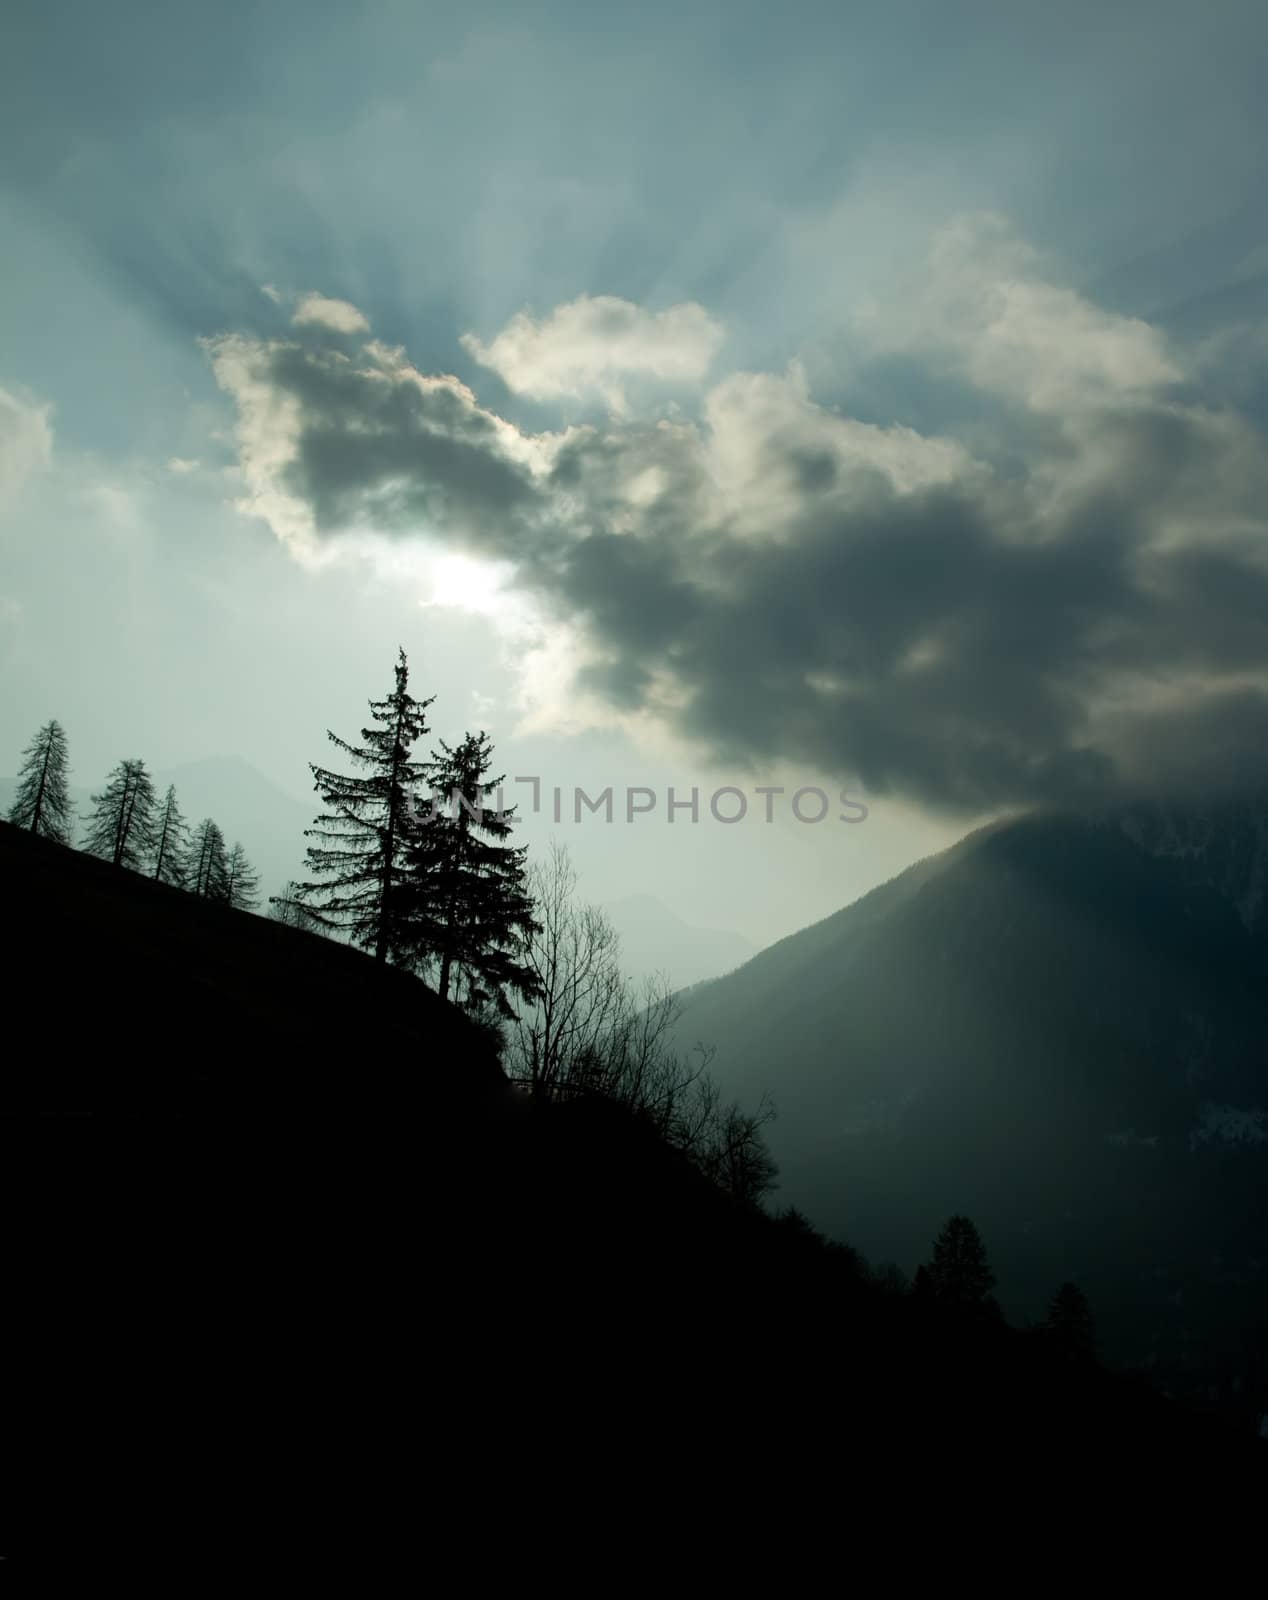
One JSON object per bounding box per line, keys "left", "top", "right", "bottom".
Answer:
{"left": 509, "top": 842, "right": 627, "bottom": 1099}
{"left": 507, "top": 842, "right": 778, "bottom": 1207}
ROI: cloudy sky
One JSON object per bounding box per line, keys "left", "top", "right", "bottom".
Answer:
{"left": 3, "top": 0, "right": 1268, "bottom": 944}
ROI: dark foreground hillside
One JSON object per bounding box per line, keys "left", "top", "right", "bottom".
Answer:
{"left": 0, "top": 819, "right": 504, "bottom": 1112}
{"left": 2, "top": 821, "right": 1264, "bottom": 1549}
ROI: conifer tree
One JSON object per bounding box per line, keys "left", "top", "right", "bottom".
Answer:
{"left": 151, "top": 784, "right": 189, "bottom": 887}
{"left": 911, "top": 1264, "right": 936, "bottom": 1302}
{"left": 224, "top": 841, "right": 260, "bottom": 911}
{"left": 81, "top": 758, "right": 157, "bottom": 869}
{"left": 187, "top": 818, "right": 229, "bottom": 901}
{"left": 297, "top": 648, "right": 433, "bottom": 962}
{"left": 926, "top": 1215, "right": 996, "bottom": 1312}
{"left": 1046, "top": 1281, "right": 1095, "bottom": 1361}
{"left": 8, "top": 719, "right": 73, "bottom": 843}
{"left": 402, "top": 730, "right": 539, "bottom": 1014}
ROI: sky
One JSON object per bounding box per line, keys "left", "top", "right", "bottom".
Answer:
{"left": 3, "top": 0, "right": 1268, "bottom": 945}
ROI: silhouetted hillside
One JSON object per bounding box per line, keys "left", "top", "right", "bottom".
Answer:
{"left": 470, "top": 1092, "right": 1268, "bottom": 1498}
{"left": 0, "top": 819, "right": 504, "bottom": 1113}
{"left": 2, "top": 815, "right": 1264, "bottom": 1515}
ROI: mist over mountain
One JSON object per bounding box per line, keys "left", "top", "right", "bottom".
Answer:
{"left": 603, "top": 893, "right": 757, "bottom": 992}
{"left": 673, "top": 801, "right": 1268, "bottom": 1376}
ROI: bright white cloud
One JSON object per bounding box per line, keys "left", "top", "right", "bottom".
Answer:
{"left": 705, "top": 361, "right": 978, "bottom": 540}
{"left": 858, "top": 213, "right": 1181, "bottom": 414}
{"left": 203, "top": 333, "right": 322, "bottom": 560}
{"left": 291, "top": 291, "right": 371, "bottom": 335}
{"left": 461, "top": 293, "right": 724, "bottom": 411}
{"left": 0, "top": 385, "right": 53, "bottom": 512}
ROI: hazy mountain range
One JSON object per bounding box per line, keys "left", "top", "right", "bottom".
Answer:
{"left": 673, "top": 800, "right": 1268, "bottom": 1369}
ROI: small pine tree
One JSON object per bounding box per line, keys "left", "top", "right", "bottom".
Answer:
{"left": 8, "top": 719, "right": 73, "bottom": 843}
{"left": 297, "top": 648, "right": 434, "bottom": 962}
{"left": 926, "top": 1215, "right": 997, "bottom": 1312}
{"left": 81, "top": 758, "right": 157, "bottom": 869}
{"left": 151, "top": 784, "right": 189, "bottom": 887}
{"left": 402, "top": 729, "right": 539, "bottom": 1014}
{"left": 1046, "top": 1281, "right": 1095, "bottom": 1361}
{"left": 224, "top": 842, "right": 260, "bottom": 911}
{"left": 187, "top": 818, "right": 229, "bottom": 901}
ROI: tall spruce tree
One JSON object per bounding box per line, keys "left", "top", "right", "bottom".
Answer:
{"left": 926, "top": 1215, "right": 997, "bottom": 1312}
{"left": 81, "top": 758, "right": 157, "bottom": 869}
{"left": 8, "top": 719, "right": 72, "bottom": 843}
{"left": 224, "top": 841, "right": 260, "bottom": 911}
{"left": 297, "top": 648, "right": 433, "bottom": 962}
{"left": 187, "top": 818, "right": 229, "bottom": 900}
{"left": 403, "top": 730, "right": 539, "bottom": 1014}
{"left": 151, "top": 784, "right": 189, "bottom": 887}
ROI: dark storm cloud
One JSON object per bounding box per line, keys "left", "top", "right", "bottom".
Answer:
{"left": 264, "top": 345, "right": 539, "bottom": 543}
{"left": 539, "top": 469, "right": 1143, "bottom": 810}
{"left": 210, "top": 303, "right": 1268, "bottom": 814}
{"left": 207, "top": 334, "right": 545, "bottom": 554}
{"left": 1111, "top": 690, "right": 1268, "bottom": 800}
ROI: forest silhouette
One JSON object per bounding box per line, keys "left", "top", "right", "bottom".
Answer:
{"left": 6, "top": 652, "right": 1268, "bottom": 1494}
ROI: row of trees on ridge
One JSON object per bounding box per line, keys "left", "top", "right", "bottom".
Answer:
{"left": 7, "top": 720, "right": 259, "bottom": 908}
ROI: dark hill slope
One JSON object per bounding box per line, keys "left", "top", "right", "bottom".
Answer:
{"left": 0, "top": 818, "right": 1263, "bottom": 1528}
{"left": 472, "top": 1096, "right": 1267, "bottom": 1496}
{"left": 0, "top": 819, "right": 504, "bottom": 1113}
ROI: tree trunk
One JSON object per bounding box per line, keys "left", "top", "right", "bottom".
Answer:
{"left": 30, "top": 735, "right": 51, "bottom": 834}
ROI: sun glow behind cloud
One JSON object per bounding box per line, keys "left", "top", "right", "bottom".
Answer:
{"left": 199, "top": 209, "right": 1268, "bottom": 811}
{"left": 421, "top": 551, "right": 514, "bottom": 617}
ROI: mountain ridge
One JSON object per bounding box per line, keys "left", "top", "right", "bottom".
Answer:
{"left": 672, "top": 799, "right": 1268, "bottom": 1390}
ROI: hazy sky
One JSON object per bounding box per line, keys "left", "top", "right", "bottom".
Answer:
{"left": 3, "top": 1, "right": 1268, "bottom": 943}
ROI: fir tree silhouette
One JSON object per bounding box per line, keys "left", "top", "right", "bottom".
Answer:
{"left": 1046, "top": 1281, "right": 1095, "bottom": 1361}
{"left": 925, "top": 1215, "right": 997, "bottom": 1312}
{"left": 151, "top": 784, "right": 189, "bottom": 887}
{"left": 224, "top": 841, "right": 260, "bottom": 911}
{"left": 81, "top": 758, "right": 157, "bottom": 868}
{"left": 403, "top": 730, "right": 539, "bottom": 1013}
{"left": 187, "top": 817, "right": 230, "bottom": 900}
{"left": 297, "top": 647, "right": 433, "bottom": 962}
{"left": 7, "top": 719, "right": 72, "bottom": 843}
